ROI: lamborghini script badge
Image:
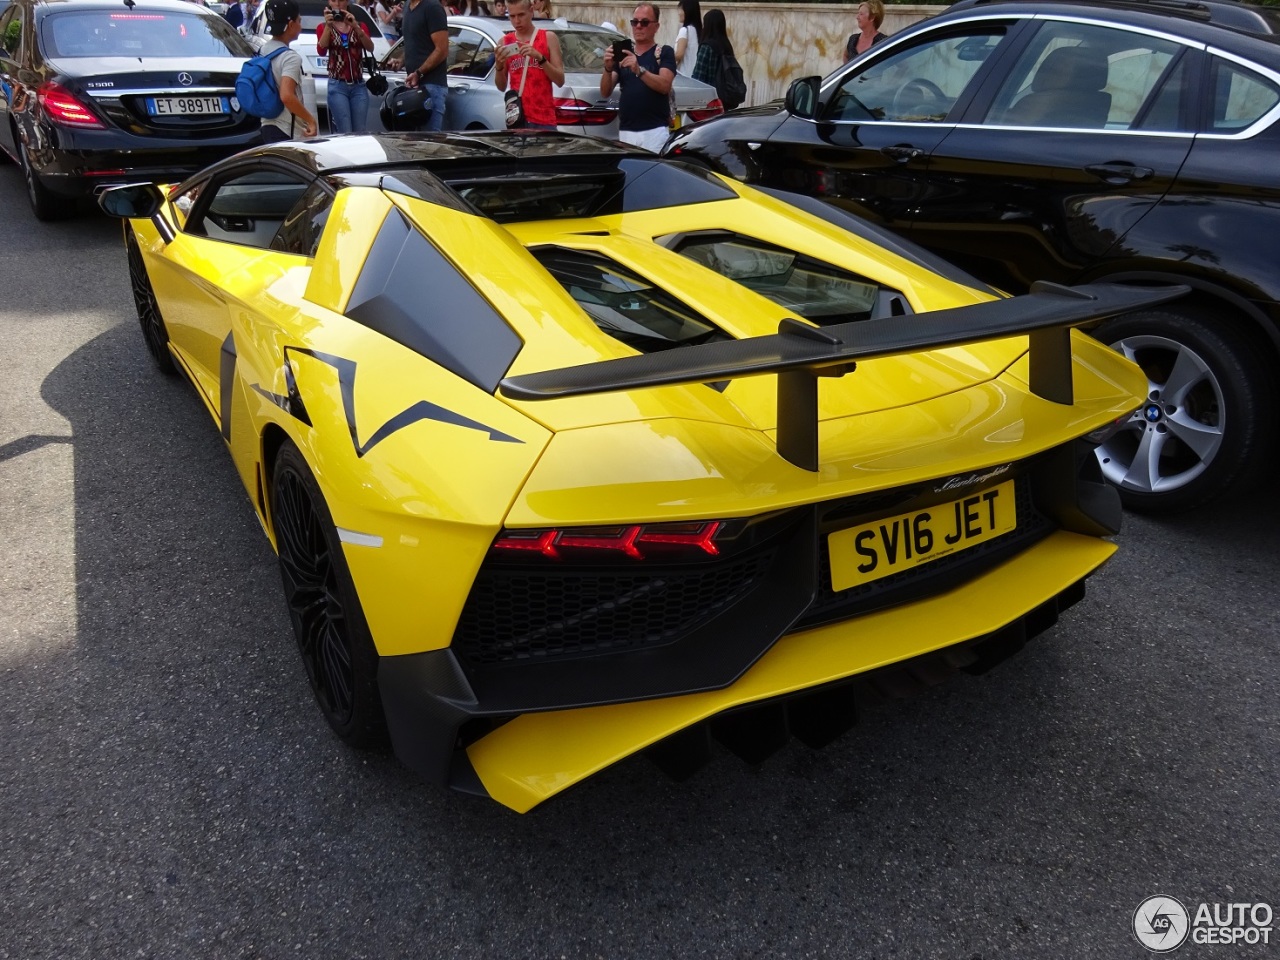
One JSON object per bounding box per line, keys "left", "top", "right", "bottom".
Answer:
{"left": 934, "top": 463, "right": 1012, "bottom": 494}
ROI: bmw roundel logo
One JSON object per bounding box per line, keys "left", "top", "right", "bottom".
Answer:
{"left": 177, "top": 72, "right": 194, "bottom": 86}
{"left": 1143, "top": 404, "right": 1162, "bottom": 423}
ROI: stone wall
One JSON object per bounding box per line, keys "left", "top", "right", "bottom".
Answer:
{"left": 552, "top": 2, "right": 942, "bottom": 105}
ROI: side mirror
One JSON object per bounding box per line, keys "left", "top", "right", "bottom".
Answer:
{"left": 98, "top": 182, "right": 165, "bottom": 219}
{"left": 785, "top": 76, "right": 822, "bottom": 120}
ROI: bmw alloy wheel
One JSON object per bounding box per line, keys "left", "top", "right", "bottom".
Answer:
{"left": 1092, "top": 303, "right": 1277, "bottom": 513}
{"left": 1096, "top": 332, "right": 1225, "bottom": 498}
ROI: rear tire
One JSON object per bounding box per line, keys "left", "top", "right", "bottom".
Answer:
{"left": 1091, "top": 307, "right": 1275, "bottom": 513}
{"left": 271, "top": 441, "right": 387, "bottom": 748}
{"left": 20, "top": 143, "right": 75, "bottom": 221}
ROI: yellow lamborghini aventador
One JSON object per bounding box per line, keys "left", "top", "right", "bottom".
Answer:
{"left": 100, "top": 132, "right": 1182, "bottom": 813}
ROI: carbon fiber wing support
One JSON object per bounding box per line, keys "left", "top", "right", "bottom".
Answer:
{"left": 499, "top": 282, "right": 1188, "bottom": 471}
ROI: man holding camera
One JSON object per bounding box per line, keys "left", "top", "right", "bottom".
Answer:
{"left": 600, "top": 3, "right": 675, "bottom": 152}
{"left": 318, "top": 0, "right": 374, "bottom": 132}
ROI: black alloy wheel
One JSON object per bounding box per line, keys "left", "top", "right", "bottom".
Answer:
{"left": 1092, "top": 308, "right": 1275, "bottom": 513}
{"left": 271, "top": 441, "right": 386, "bottom": 747}
{"left": 19, "top": 141, "right": 75, "bottom": 222}
{"left": 126, "top": 227, "right": 178, "bottom": 375}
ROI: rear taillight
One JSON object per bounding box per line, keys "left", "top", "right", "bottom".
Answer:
{"left": 687, "top": 99, "right": 725, "bottom": 123}
{"left": 38, "top": 82, "right": 105, "bottom": 128}
{"left": 553, "top": 97, "right": 618, "bottom": 126}
{"left": 493, "top": 520, "right": 724, "bottom": 560}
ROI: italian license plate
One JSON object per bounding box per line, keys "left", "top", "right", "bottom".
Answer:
{"left": 827, "top": 480, "right": 1017, "bottom": 591}
{"left": 314, "top": 56, "right": 329, "bottom": 69}
{"left": 147, "top": 96, "right": 229, "bottom": 116}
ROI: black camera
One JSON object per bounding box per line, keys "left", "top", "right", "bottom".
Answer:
{"left": 610, "top": 38, "right": 633, "bottom": 64}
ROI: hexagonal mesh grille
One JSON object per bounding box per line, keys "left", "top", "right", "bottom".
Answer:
{"left": 453, "top": 550, "right": 776, "bottom": 665}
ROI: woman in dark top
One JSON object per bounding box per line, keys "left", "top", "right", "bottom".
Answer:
{"left": 692, "top": 8, "right": 734, "bottom": 101}
{"left": 844, "top": 0, "right": 888, "bottom": 63}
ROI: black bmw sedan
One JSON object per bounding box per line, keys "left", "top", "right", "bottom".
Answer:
{"left": 666, "top": 0, "right": 1280, "bottom": 514}
{"left": 0, "top": 0, "right": 262, "bottom": 220}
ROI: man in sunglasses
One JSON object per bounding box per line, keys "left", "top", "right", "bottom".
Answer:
{"left": 600, "top": 3, "right": 676, "bottom": 151}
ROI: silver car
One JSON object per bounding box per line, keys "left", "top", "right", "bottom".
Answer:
{"left": 374, "top": 16, "right": 723, "bottom": 136}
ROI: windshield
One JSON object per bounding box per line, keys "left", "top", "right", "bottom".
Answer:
{"left": 41, "top": 10, "right": 253, "bottom": 58}
{"left": 386, "top": 27, "right": 619, "bottom": 70}
{"left": 300, "top": 5, "right": 381, "bottom": 34}
{"left": 557, "top": 29, "right": 619, "bottom": 71}
{"left": 253, "top": 2, "right": 383, "bottom": 38}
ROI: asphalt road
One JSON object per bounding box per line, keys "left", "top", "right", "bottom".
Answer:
{"left": 0, "top": 166, "right": 1276, "bottom": 960}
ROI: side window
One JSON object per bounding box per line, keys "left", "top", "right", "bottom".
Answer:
{"left": 986, "top": 21, "right": 1187, "bottom": 130}
{"left": 826, "top": 29, "right": 1005, "bottom": 124}
{"left": 1133, "top": 52, "right": 1192, "bottom": 132}
{"left": 171, "top": 177, "right": 209, "bottom": 229}
{"left": 272, "top": 180, "right": 334, "bottom": 257}
{"left": 185, "top": 169, "right": 312, "bottom": 249}
{"left": 1, "top": 6, "right": 24, "bottom": 58}
{"left": 1207, "top": 56, "right": 1280, "bottom": 133}
{"left": 447, "top": 27, "right": 494, "bottom": 78}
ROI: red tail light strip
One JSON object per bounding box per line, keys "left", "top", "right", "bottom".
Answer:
{"left": 687, "top": 99, "right": 725, "bottom": 123}
{"left": 38, "top": 83, "right": 105, "bottom": 128}
{"left": 493, "top": 521, "right": 723, "bottom": 560}
{"left": 552, "top": 98, "right": 618, "bottom": 126}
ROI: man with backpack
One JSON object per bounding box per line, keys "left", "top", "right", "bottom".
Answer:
{"left": 600, "top": 3, "right": 676, "bottom": 152}
{"left": 249, "top": 0, "right": 318, "bottom": 141}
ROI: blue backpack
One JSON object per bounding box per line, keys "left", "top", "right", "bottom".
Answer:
{"left": 235, "top": 46, "right": 288, "bottom": 118}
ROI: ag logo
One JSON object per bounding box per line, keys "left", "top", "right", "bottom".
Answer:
{"left": 1134, "top": 896, "right": 1190, "bottom": 952}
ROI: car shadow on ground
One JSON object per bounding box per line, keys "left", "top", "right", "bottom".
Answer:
{"left": 17, "top": 309, "right": 1278, "bottom": 956}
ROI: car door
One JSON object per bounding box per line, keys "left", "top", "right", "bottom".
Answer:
{"left": 916, "top": 17, "right": 1199, "bottom": 290}
{"left": 444, "top": 25, "right": 497, "bottom": 130}
{"left": 149, "top": 164, "right": 316, "bottom": 410}
{"left": 746, "top": 21, "right": 1014, "bottom": 230}
{"left": 0, "top": 0, "right": 28, "bottom": 162}
{"left": 1115, "top": 47, "right": 1280, "bottom": 302}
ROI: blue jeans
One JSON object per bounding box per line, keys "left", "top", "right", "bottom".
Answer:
{"left": 327, "top": 78, "right": 369, "bottom": 134}
{"left": 412, "top": 83, "right": 447, "bottom": 131}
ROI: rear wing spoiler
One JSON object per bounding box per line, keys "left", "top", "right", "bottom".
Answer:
{"left": 499, "top": 281, "right": 1188, "bottom": 471}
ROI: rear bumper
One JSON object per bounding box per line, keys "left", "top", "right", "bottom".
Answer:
{"left": 378, "top": 522, "right": 1114, "bottom": 812}
{"left": 28, "top": 129, "right": 260, "bottom": 196}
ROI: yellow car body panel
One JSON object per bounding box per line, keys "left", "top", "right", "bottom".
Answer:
{"left": 468, "top": 530, "right": 1114, "bottom": 812}
{"left": 104, "top": 135, "right": 1184, "bottom": 813}
{"left": 506, "top": 336, "right": 1145, "bottom": 526}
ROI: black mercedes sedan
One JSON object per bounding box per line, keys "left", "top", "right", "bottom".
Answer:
{"left": 0, "top": 0, "right": 262, "bottom": 220}
{"left": 666, "top": 0, "right": 1280, "bottom": 514}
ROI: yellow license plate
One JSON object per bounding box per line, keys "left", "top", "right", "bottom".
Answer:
{"left": 827, "top": 480, "right": 1017, "bottom": 591}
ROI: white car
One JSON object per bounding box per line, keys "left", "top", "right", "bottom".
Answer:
{"left": 373, "top": 16, "right": 724, "bottom": 136}
{"left": 246, "top": 0, "right": 393, "bottom": 124}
